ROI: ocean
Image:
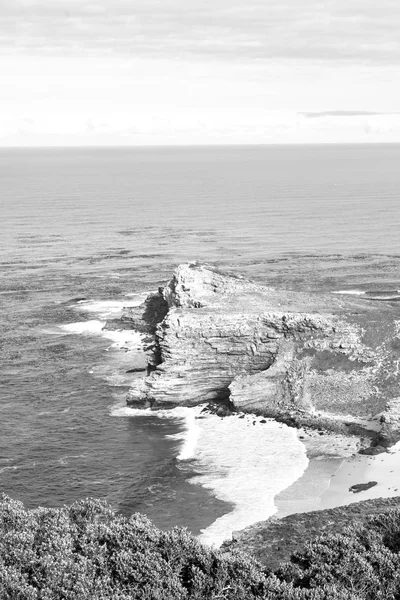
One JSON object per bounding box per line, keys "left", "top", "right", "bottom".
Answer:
{"left": 1, "top": 144, "right": 400, "bottom": 545}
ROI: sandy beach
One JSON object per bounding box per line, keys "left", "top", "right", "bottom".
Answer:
{"left": 275, "top": 430, "right": 400, "bottom": 518}
{"left": 321, "top": 442, "right": 400, "bottom": 509}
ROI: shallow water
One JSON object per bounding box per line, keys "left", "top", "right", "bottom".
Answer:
{"left": 1, "top": 144, "right": 400, "bottom": 543}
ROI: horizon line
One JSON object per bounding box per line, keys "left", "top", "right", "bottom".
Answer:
{"left": 2, "top": 141, "right": 400, "bottom": 150}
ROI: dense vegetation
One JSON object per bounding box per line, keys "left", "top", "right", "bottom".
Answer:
{"left": 1, "top": 494, "right": 400, "bottom": 599}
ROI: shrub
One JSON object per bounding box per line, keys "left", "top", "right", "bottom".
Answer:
{"left": 2, "top": 495, "right": 400, "bottom": 599}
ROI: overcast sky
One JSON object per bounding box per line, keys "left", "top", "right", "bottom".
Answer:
{"left": 1, "top": 0, "right": 400, "bottom": 145}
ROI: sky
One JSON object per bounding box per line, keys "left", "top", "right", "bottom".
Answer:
{"left": 1, "top": 0, "right": 400, "bottom": 146}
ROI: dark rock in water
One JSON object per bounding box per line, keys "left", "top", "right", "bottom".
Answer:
{"left": 260, "top": 419, "right": 267, "bottom": 423}
{"left": 125, "top": 263, "right": 400, "bottom": 446}
{"left": 201, "top": 402, "right": 234, "bottom": 417}
{"left": 222, "top": 497, "right": 400, "bottom": 571}
{"left": 359, "top": 445, "right": 388, "bottom": 455}
{"left": 216, "top": 406, "right": 232, "bottom": 417}
{"left": 126, "top": 367, "right": 147, "bottom": 373}
{"left": 349, "top": 481, "right": 378, "bottom": 493}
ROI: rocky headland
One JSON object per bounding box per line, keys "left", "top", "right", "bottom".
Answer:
{"left": 123, "top": 262, "right": 400, "bottom": 449}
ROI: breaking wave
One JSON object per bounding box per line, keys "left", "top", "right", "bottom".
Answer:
{"left": 111, "top": 404, "right": 308, "bottom": 547}
{"left": 332, "top": 290, "right": 366, "bottom": 296}
{"left": 75, "top": 294, "right": 149, "bottom": 319}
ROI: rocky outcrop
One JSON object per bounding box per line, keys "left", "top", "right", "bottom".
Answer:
{"left": 120, "top": 292, "right": 169, "bottom": 335}
{"left": 378, "top": 397, "right": 400, "bottom": 447}
{"left": 349, "top": 481, "right": 377, "bottom": 493}
{"left": 123, "top": 262, "right": 400, "bottom": 444}
{"left": 221, "top": 497, "right": 400, "bottom": 571}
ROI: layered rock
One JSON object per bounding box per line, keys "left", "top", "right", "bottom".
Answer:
{"left": 123, "top": 262, "right": 400, "bottom": 444}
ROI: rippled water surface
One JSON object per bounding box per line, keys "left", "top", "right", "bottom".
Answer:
{"left": 1, "top": 144, "right": 400, "bottom": 541}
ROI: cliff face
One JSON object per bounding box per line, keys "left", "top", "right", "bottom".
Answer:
{"left": 124, "top": 263, "right": 400, "bottom": 445}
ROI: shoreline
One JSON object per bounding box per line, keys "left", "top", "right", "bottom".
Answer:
{"left": 102, "top": 260, "right": 400, "bottom": 546}
{"left": 222, "top": 427, "right": 400, "bottom": 564}
{"left": 273, "top": 428, "right": 400, "bottom": 524}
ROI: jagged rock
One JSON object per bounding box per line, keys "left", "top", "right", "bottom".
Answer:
{"left": 121, "top": 291, "right": 169, "bottom": 334}
{"left": 378, "top": 397, "right": 400, "bottom": 447}
{"left": 124, "top": 263, "right": 400, "bottom": 442}
{"left": 359, "top": 445, "right": 388, "bottom": 455}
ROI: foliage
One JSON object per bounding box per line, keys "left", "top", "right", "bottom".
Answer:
{"left": 2, "top": 495, "right": 400, "bottom": 599}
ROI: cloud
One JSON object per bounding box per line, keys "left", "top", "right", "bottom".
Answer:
{"left": 1, "top": 0, "right": 400, "bottom": 63}
{"left": 301, "top": 111, "right": 400, "bottom": 118}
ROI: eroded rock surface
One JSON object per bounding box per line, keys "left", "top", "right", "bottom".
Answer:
{"left": 123, "top": 262, "right": 400, "bottom": 444}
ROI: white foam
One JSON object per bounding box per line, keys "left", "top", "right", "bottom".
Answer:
{"left": 76, "top": 294, "right": 149, "bottom": 319}
{"left": 101, "top": 329, "right": 143, "bottom": 350}
{"left": 111, "top": 404, "right": 201, "bottom": 459}
{"left": 111, "top": 404, "right": 308, "bottom": 547}
{"left": 0, "top": 466, "right": 18, "bottom": 474}
{"left": 110, "top": 404, "right": 195, "bottom": 421}
{"left": 111, "top": 405, "right": 153, "bottom": 418}
{"left": 177, "top": 410, "right": 201, "bottom": 461}
{"left": 166, "top": 408, "right": 201, "bottom": 461}
{"left": 193, "top": 413, "right": 308, "bottom": 547}
{"left": 60, "top": 320, "right": 106, "bottom": 335}
{"left": 125, "top": 290, "right": 156, "bottom": 298}
{"left": 58, "top": 454, "right": 86, "bottom": 466}
{"left": 332, "top": 290, "right": 366, "bottom": 296}
{"left": 57, "top": 321, "right": 144, "bottom": 352}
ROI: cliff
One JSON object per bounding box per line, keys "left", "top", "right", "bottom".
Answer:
{"left": 123, "top": 262, "right": 400, "bottom": 446}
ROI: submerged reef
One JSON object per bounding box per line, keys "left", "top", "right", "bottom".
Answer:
{"left": 123, "top": 262, "right": 400, "bottom": 447}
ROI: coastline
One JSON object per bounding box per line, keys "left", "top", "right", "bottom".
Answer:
{"left": 116, "top": 262, "right": 400, "bottom": 547}
{"left": 222, "top": 429, "right": 400, "bottom": 566}
{"left": 321, "top": 441, "right": 400, "bottom": 509}
{"left": 174, "top": 409, "right": 400, "bottom": 547}
{"left": 272, "top": 429, "right": 400, "bottom": 527}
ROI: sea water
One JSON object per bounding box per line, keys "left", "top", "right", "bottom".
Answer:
{"left": 1, "top": 144, "right": 400, "bottom": 545}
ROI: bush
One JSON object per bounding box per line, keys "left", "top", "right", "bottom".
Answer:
{"left": 1, "top": 495, "right": 400, "bottom": 599}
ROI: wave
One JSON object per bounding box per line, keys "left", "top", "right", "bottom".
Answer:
{"left": 60, "top": 320, "right": 106, "bottom": 335}
{"left": 333, "top": 289, "right": 400, "bottom": 300}
{"left": 332, "top": 290, "right": 366, "bottom": 296}
{"left": 57, "top": 454, "right": 86, "bottom": 466}
{"left": 110, "top": 405, "right": 201, "bottom": 461}
{"left": 194, "top": 413, "right": 308, "bottom": 547}
{"left": 75, "top": 294, "right": 149, "bottom": 319}
{"left": 102, "top": 329, "right": 144, "bottom": 351}
{"left": 55, "top": 321, "right": 144, "bottom": 351}
{"left": 176, "top": 410, "right": 201, "bottom": 461}
{"left": 0, "top": 466, "right": 18, "bottom": 474}
{"left": 166, "top": 409, "right": 201, "bottom": 461}
{"left": 111, "top": 404, "right": 308, "bottom": 547}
